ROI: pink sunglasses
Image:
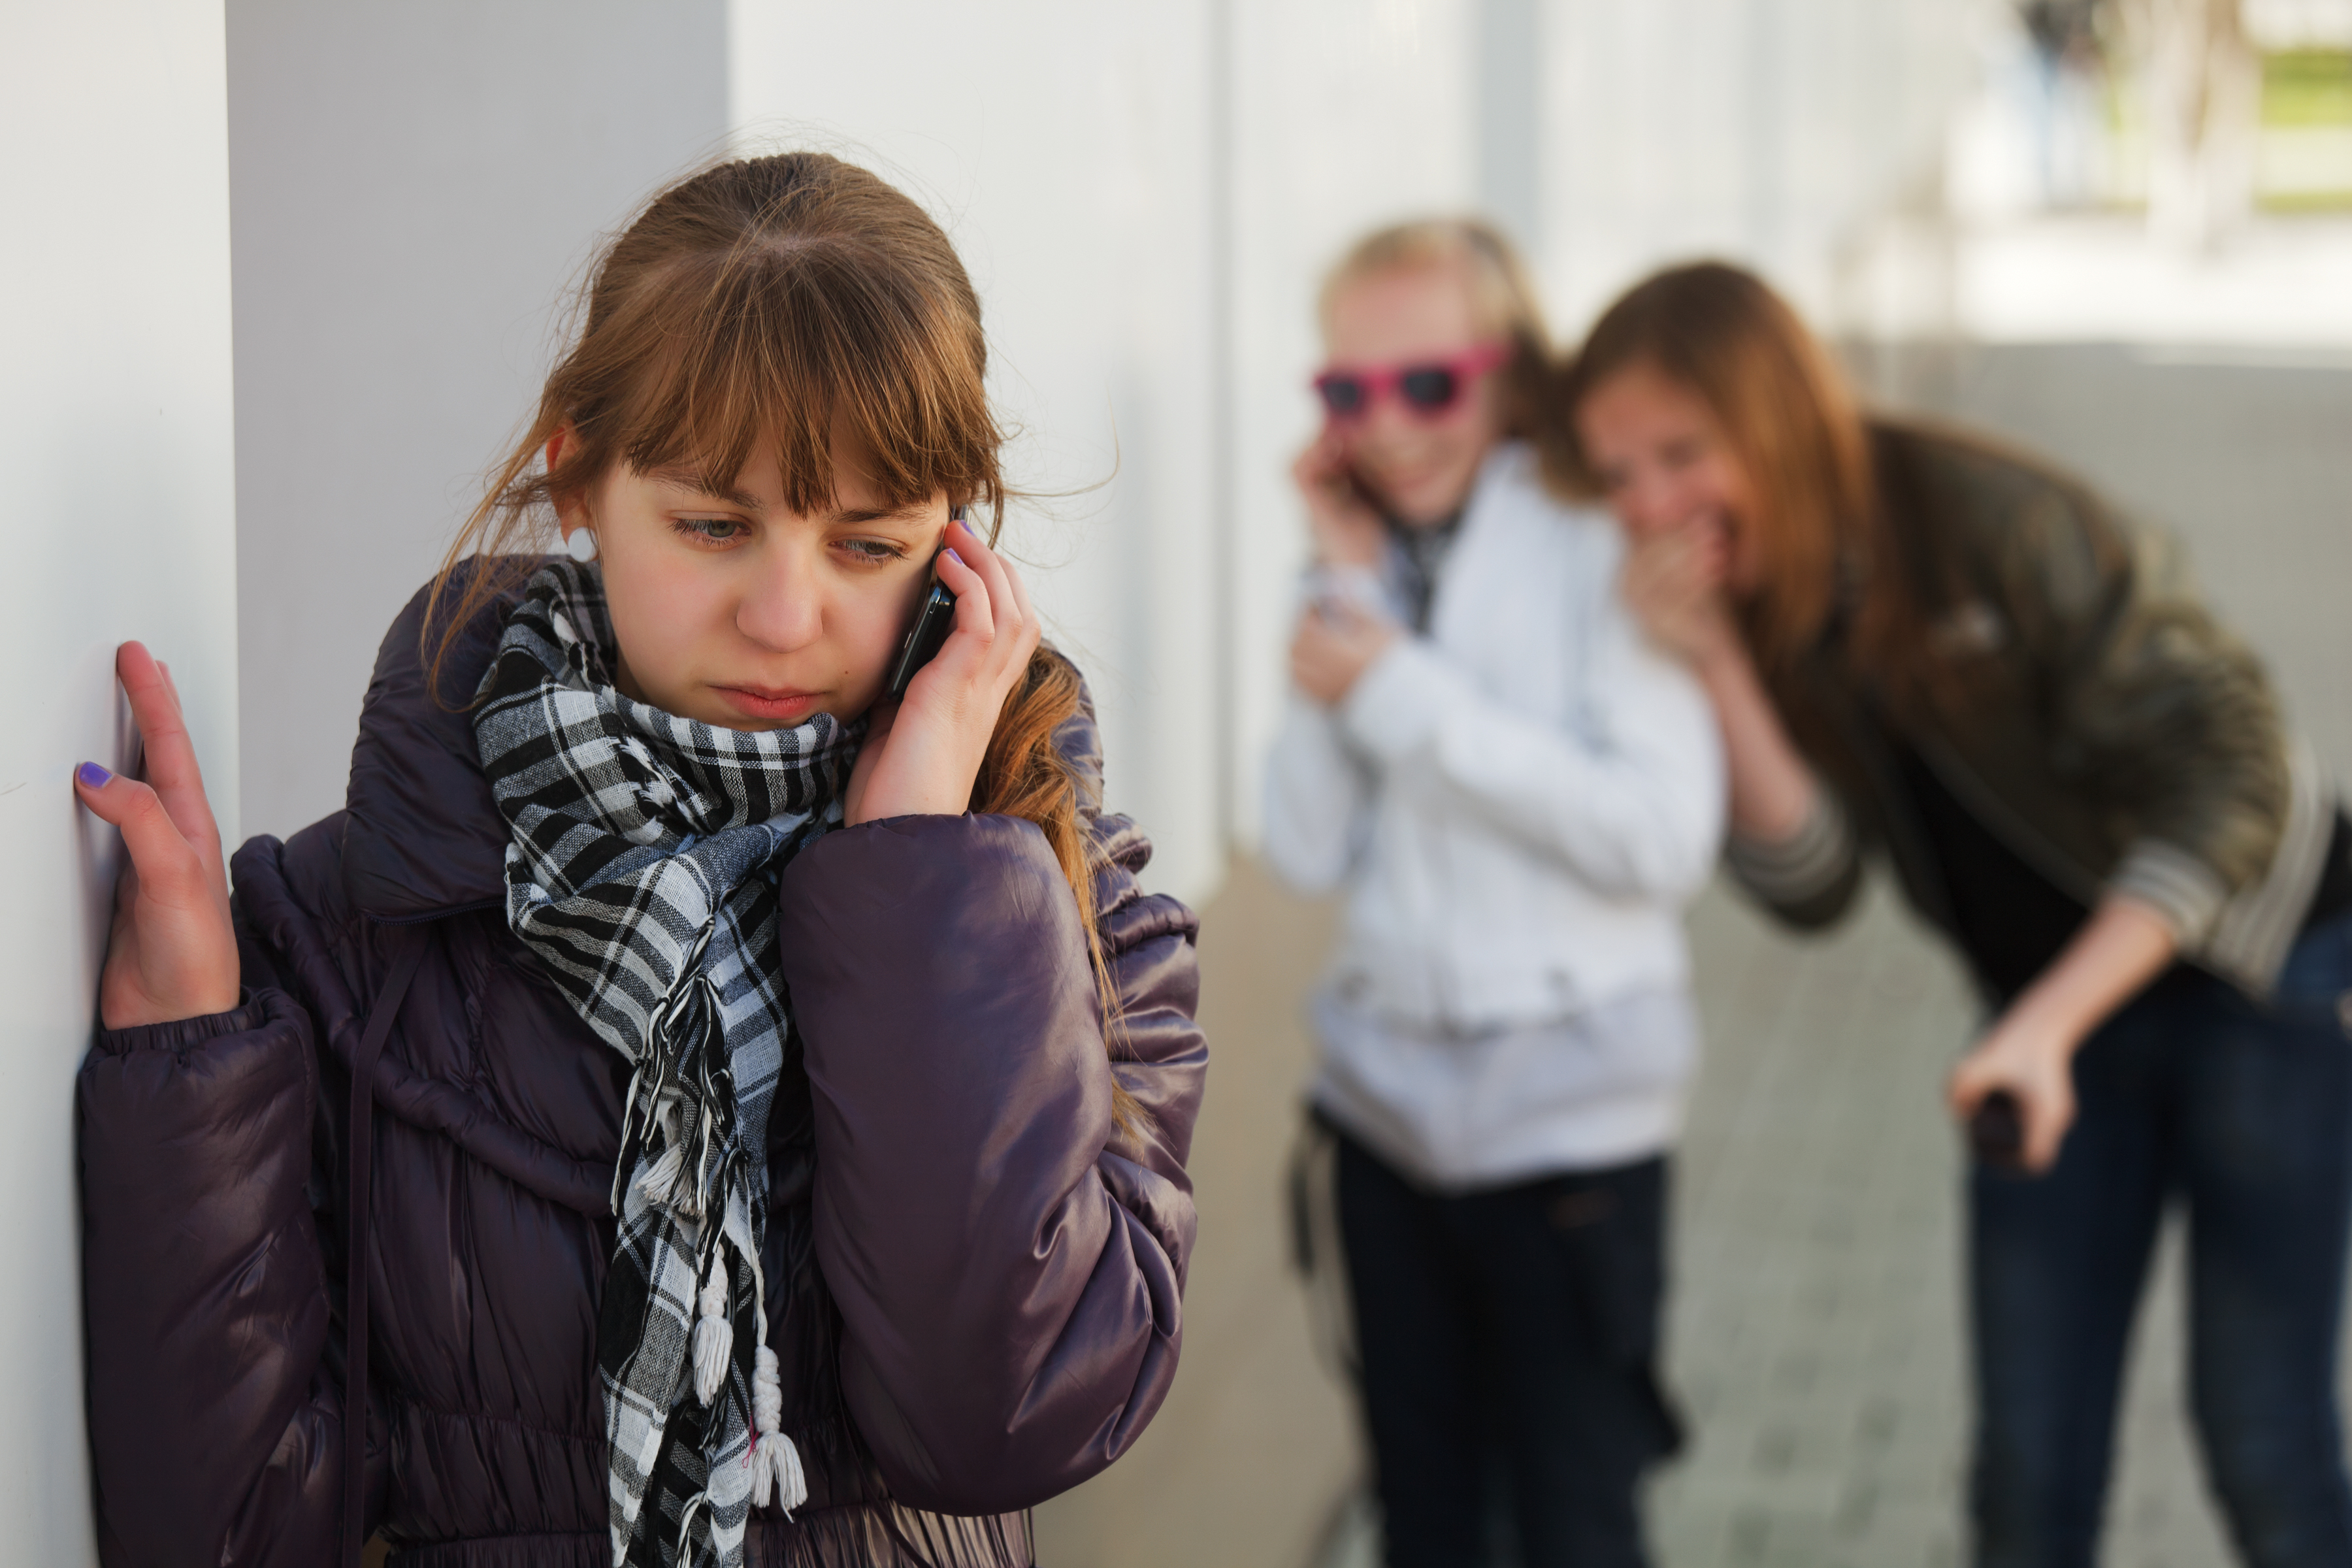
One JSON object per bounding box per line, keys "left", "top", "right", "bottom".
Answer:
{"left": 1312, "top": 341, "right": 1511, "bottom": 421}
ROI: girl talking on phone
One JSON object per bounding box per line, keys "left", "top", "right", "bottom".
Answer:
{"left": 1262, "top": 220, "right": 1722, "bottom": 1568}
{"left": 72, "top": 153, "right": 1205, "bottom": 1568}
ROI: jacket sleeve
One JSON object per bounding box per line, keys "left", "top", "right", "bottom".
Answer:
{"left": 1330, "top": 595, "right": 1725, "bottom": 902}
{"left": 1260, "top": 693, "right": 1375, "bottom": 894}
{"left": 1722, "top": 785, "right": 1866, "bottom": 930}
{"left": 79, "top": 972, "right": 346, "bottom": 1566}
{"left": 776, "top": 810, "right": 1205, "bottom": 1517}
{"left": 1995, "top": 482, "right": 2289, "bottom": 943}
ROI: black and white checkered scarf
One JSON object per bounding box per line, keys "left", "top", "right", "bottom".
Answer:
{"left": 473, "top": 560, "right": 857, "bottom": 1567}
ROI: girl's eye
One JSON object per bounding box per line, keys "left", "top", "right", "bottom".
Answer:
{"left": 674, "top": 515, "right": 747, "bottom": 544}
{"left": 837, "top": 538, "right": 907, "bottom": 565}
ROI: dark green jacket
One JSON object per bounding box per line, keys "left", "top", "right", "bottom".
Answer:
{"left": 1727, "top": 421, "right": 2330, "bottom": 998}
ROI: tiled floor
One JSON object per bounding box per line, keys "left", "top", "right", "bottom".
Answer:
{"left": 1035, "top": 344, "right": 2352, "bottom": 1567}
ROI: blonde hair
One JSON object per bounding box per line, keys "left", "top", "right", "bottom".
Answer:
{"left": 1316, "top": 218, "right": 1552, "bottom": 438}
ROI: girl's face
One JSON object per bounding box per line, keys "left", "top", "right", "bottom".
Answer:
{"left": 559, "top": 435, "right": 948, "bottom": 730}
{"left": 1575, "top": 359, "right": 1764, "bottom": 595}
{"left": 1321, "top": 261, "right": 1505, "bottom": 526}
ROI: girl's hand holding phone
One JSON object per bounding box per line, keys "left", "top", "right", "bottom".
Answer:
{"left": 1293, "top": 428, "right": 1387, "bottom": 571}
{"left": 1945, "top": 896, "right": 2173, "bottom": 1176}
{"left": 72, "top": 642, "right": 240, "bottom": 1029}
{"left": 844, "top": 515, "right": 1041, "bottom": 826}
{"left": 1948, "top": 1009, "right": 2080, "bottom": 1176}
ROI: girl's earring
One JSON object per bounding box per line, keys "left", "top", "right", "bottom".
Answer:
{"left": 565, "top": 527, "right": 600, "bottom": 564}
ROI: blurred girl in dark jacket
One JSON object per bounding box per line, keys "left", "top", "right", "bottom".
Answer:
{"left": 1561, "top": 260, "right": 2352, "bottom": 1568}
{"left": 72, "top": 153, "right": 1205, "bottom": 1568}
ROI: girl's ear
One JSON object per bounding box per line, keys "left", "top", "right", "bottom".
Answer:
{"left": 546, "top": 426, "right": 589, "bottom": 532}
{"left": 551, "top": 488, "right": 587, "bottom": 534}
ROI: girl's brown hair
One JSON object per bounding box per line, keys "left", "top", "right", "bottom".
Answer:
{"left": 427, "top": 152, "right": 1131, "bottom": 1099}
{"left": 1319, "top": 218, "right": 1552, "bottom": 440}
{"left": 1558, "top": 261, "right": 1929, "bottom": 696}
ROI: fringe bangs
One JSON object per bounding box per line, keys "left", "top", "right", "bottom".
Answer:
{"left": 589, "top": 243, "right": 1002, "bottom": 525}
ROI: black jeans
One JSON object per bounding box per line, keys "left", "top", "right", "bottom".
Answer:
{"left": 1336, "top": 1135, "right": 1681, "bottom": 1568}
{"left": 1970, "top": 909, "right": 2352, "bottom": 1568}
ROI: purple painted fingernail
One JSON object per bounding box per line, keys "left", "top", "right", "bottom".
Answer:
{"left": 77, "top": 761, "right": 111, "bottom": 788}
{"left": 943, "top": 547, "right": 965, "bottom": 567}
{"left": 956, "top": 516, "right": 979, "bottom": 538}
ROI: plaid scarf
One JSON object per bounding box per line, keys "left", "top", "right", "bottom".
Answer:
{"left": 473, "top": 560, "right": 857, "bottom": 1567}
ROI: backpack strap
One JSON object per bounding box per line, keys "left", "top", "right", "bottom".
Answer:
{"left": 342, "top": 921, "right": 430, "bottom": 1568}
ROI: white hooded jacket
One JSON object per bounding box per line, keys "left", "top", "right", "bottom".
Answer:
{"left": 1262, "top": 442, "right": 1725, "bottom": 1184}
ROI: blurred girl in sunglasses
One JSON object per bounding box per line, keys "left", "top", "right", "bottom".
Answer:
{"left": 1565, "top": 261, "right": 2352, "bottom": 1568}
{"left": 1262, "top": 220, "right": 1723, "bottom": 1568}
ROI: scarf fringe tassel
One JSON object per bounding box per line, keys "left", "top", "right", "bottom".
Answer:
{"left": 687, "top": 1250, "right": 808, "bottom": 1520}
{"left": 749, "top": 1346, "right": 807, "bottom": 1517}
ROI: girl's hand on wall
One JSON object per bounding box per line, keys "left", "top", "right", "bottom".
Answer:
{"left": 1620, "top": 514, "right": 1739, "bottom": 668}
{"left": 1293, "top": 430, "right": 1386, "bottom": 570}
{"left": 73, "top": 642, "right": 240, "bottom": 1030}
{"left": 845, "top": 516, "right": 1041, "bottom": 826}
{"left": 1289, "top": 598, "right": 1397, "bottom": 707}
{"left": 1948, "top": 1013, "right": 2080, "bottom": 1175}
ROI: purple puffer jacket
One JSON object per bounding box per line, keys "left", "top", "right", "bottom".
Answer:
{"left": 76, "top": 574, "right": 1206, "bottom": 1568}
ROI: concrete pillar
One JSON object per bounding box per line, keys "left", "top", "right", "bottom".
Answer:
{"left": 227, "top": 0, "right": 728, "bottom": 840}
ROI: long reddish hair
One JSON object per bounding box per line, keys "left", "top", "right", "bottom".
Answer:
{"left": 1558, "top": 262, "right": 1936, "bottom": 700}
{"left": 428, "top": 153, "right": 1130, "bottom": 1088}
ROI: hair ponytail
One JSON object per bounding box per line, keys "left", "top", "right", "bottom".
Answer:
{"left": 972, "top": 647, "right": 1140, "bottom": 1132}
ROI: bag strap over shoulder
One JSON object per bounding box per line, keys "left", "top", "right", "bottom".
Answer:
{"left": 342, "top": 921, "right": 430, "bottom": 1568}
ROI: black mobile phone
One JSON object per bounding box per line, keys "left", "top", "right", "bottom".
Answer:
{"left": 885, "top": 507, "right": 962, "bottom": 698}
{"left": 1969, "top": 1089, "right": 2026, "bottom": 1173}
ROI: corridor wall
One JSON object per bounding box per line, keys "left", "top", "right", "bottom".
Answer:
{"left": 727, "top": 0, "right": 1488, "bottom": 901}
{"left": 728, "top": 0, "right": 1231, "bottom": 902}
{"left": 227, "top": 0, "right": 730, "bottom": 841}
{"left": 0, "top": 5, "right": 240, "bottom": 1562}
{"left": 1538, "top": 0, "right": 1982, "bottom": 331}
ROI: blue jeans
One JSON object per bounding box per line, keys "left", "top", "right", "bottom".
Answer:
{"left": 1970, "top": 909, "right": 2352, "bottom": 1568}
{"left": 1335, "top": 1134, "right": 1681, "bottom": 1568}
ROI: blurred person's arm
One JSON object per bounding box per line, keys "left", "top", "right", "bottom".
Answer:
{"left": 1934, "top": 455, "right": 2267, "bottom": 1172}
{"left": 1948, "top": 894, "right": 2176, "bottom": 1173}
{"left": 1700, "top": 645, "right": 1865, "bottom": 928}
{"left": 1309, "top": 588, "right": 1724, "bottom": 902}
{"left": 1989, "top": 472, "right": 2289, "bottom": 967}
{"left": 1267, "top": 434, "right": 1392, "bottom": 895}
{"left": 1264, "top": 668, "right": 1379, "bottom": 894}
{"left": 1623, "top": 516, "right": 1863, "bottom": 928}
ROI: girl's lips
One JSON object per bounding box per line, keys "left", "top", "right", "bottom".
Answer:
{"left": 711, "top": 684, "right": 826, "bottom": 723}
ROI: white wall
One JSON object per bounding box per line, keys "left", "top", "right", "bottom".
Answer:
{"left": 728, "top": 0, "right": 1229, "bottom": 901}
{"left": 1539, "top": 0, "right": 1985, "bottom": 335}
{"left": 0, "top": 4, "right": 240, "bottom": 1561}
{"left": 730, "top": 0, "right": 1492, "bottom": 896}
{"left": 227, "top": 0, "right": 729, "bottom": 840}
{"left": 1224, "top": 0, "right": 1482, "bottom": 851}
